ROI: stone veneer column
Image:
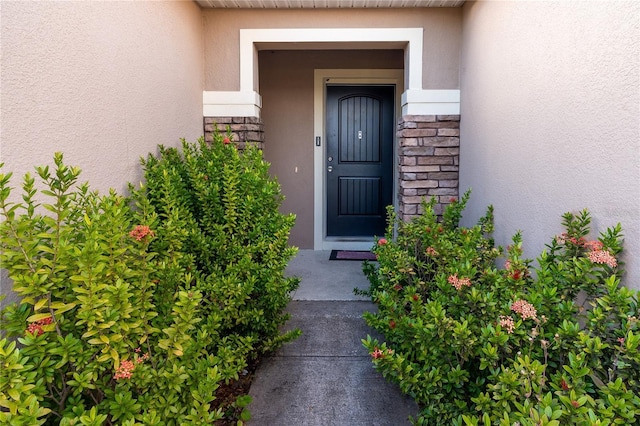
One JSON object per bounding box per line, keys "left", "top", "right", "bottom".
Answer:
{"left": 204, "top": 117, "right": 264, "bottom": 149}
{"left": 397, "top": 115, "right": 460, "bottom": 221}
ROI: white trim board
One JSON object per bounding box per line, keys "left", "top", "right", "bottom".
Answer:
{"left": 240, "top": 28, "right": 423, "bottom": 92}
{"left": 202, "top": 27, "right": 461, "bottom": 117}
{"left": 313, "top": 69, "right": 403, "bottom": 251}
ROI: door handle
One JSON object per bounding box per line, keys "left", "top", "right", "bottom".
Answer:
{"left": 327, "top": 166, "right": 333, "bottom": 173}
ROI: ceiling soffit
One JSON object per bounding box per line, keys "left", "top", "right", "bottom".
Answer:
{"left": 196, "top": 1, "right": 465, "bottom": 8}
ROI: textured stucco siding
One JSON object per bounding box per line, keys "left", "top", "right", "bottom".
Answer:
{"left": 460, "top": 1, "right": 640, "bottom": 288}
{"left": 0, "top": 0, "right": 204, "bottom": 305}
{"left": 203, "top": 8, "right": 462, "bottom": 91}
{"left": 1, "top": 0, "right": 204, "bottom": 196}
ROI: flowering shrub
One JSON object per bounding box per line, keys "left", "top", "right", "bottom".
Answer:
{"left": 0, "top": 130, "right": 298, "bottom": 424}
{"left": 361, "top": 191, "right": 639, "bottom": 425}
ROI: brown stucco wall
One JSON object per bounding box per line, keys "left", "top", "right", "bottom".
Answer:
{"left": 1, "top": 0, "right": 204, "bottom": 196}
{"left": 204, "top": 8, "right": 462, "bottom": 92}
{"left": 259, "top": 50, "right": 404, "bottom": 248}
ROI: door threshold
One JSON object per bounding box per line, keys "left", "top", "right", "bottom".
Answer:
{"left": 320, "top": 238, "right": 375, "bottom": 251}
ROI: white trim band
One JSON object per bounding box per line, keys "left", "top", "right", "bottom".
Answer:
{"left": 202, "top": 28, "right": 460, "bottom": 117}
{"left": 203, "top": 91, "right": 262, "bottom": 117}
{"left": 240, "top": 28, "right": 423, "bottom": 92}
{"left": 401, "top": 89, "right": 460, "bottom": 115}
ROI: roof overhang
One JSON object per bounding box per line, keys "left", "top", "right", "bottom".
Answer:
{"left": 195, "top": 0, "right": 464, "bottom": 8}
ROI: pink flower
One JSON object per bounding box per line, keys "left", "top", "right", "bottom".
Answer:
{"left": 114, "top": 360, "right": 136, "bottom": 380}
{"left": 588, "top": 249, "right": 617, "bottom": 268}
{"left": 223, "top": 137, "right": 231, "bottom": 145}
{"left": 448, "top": 274, "right": 471, "bottom": 291}
{"left": 378, "top": 238, "right": 387, "bottom": 246}
{"left": 556, "top": 233, "right": 587, "bottom": 247}
{"left": 569, "top": 236, "right": 586, "bottom": 246}
{"left": 371, "top": 348, "right": 384, "bottom": 359}
{"left": 505, "top": 260, "right": 512, "bottom": 270}
{"left": 510, "top": 299, "right": 537, "bottom": 321}
{"left": 426, "top": 247, "right": 438, "bottom": 257}
{"left": 499, "top": 315, "right": 515, "bottom": 334}
{"left": 129, "top": 225, "right": 155, "bottom": 241}
{"left": 584, "top": 240, "right": 603, "bottom": 251}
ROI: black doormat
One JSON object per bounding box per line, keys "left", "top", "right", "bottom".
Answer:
{"left": 329, "top": 250, "right": 377, "bottom": 261}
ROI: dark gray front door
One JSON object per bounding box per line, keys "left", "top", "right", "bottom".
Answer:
{"left": 326, "top": 85, "right": 394, "bottom": 237}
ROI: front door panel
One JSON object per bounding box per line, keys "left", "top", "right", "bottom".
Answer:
{"left": 326, "top": 85, "right": 394, "bottom": 237}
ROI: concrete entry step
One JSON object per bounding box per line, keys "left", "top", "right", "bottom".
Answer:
{"left": 247, "top": 301, "right": 418, "bottom": 425}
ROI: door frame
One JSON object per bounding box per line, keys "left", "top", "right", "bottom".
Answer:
{"left": 313, "top": 69, "right": 404, "bottom": 250}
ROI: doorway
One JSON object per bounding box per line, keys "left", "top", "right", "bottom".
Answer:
{"left": 313, "top": 69, "right": 403, "bottom": 250}
{"left": 325, "top": 85, "right": 395, "bottom": 238}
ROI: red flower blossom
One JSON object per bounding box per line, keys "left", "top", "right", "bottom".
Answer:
{"left": 389, "top": 320, "right": 396, "bottom": 329}
{"left": 393, "top": 284, "right": 403, "bottom": 291}
{"left": 448, "top": 274, "right": 471, "bottom": 291}
{"left": 114, "top": 360, "right": 136, "bottom": 380}
{"left": 412, "top": 294, "right": 420, "bottom": 302}
{"left": 129, "top": 225, "right": 155, "bottom": 241}
{"left": 26, "top": 316, "right": 53, "bottom": 336}
{"left": 223, "top": 137, "right": 231, "bottom": 144}
{"left": 584, "top": 240, "right": 603, "bottom": 251}
{"left": 371, "top": 348, "right": 384, "bottom": 359}
{"left": 378, "top": 238, "right": 387, "bottom": 246}
{"left": 560, "top": 378, "right": 570, "bottom": 391}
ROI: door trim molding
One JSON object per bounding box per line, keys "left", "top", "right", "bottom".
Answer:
{"left": 313, "top": 69, "right": 403, "bottom": 250}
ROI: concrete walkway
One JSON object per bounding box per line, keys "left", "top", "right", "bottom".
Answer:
{"left": 247, "top": 250, "right": 418, "bottom": 425}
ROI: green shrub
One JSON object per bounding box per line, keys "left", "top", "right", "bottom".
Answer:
{"left": 0, "top": 131, "right": 298, "bottom": 424}
{"left": 362, "top": 191, "right": 639, "bottom": 425}
{"left": 131, "top": 131, "right": 299, "bottom": 355}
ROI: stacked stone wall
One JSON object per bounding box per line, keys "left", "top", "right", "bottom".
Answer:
{"left": 204, "top": 116, "right": 264, "bottom": 149}
{"left": 203, "top": 114, "right": 459, "bottom": 224}
{"left": 397, "top": 115, "right": 460, "bottom": 221}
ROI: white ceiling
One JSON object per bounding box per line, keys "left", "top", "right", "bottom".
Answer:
{"left": 195, "top": 0, "right": 465, "bottom": 8}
